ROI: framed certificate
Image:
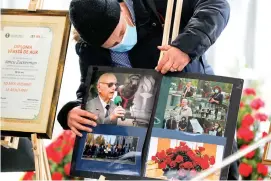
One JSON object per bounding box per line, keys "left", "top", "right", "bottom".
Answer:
{"left": 262, "top": 125, "right": 271, "bottom": 165}
{"left": 1, "top": 9, "right": 71, "bottom": 138}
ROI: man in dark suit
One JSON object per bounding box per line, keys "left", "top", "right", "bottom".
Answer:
{"left": 86, "top": 73, "right": 126, "bottom": 124}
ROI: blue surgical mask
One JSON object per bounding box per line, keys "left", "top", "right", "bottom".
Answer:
{"left": 110, "top": 20, "right": 137, "bottom": 53}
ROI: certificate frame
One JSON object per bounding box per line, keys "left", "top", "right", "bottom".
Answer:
{"left": 1, "top": 9, "right": 71, "bottom": 138}
{"left": 262, "top": 125, "right": 271, "bottom": 165}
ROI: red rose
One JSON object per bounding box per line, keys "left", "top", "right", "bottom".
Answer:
{"left": 187, "top": 151, "right": 196, "bottom": 160}
{"left": 198, "top": 147, "right": 205, "bottom": 152}
{"left": 22, "top": 172, "right": 35, "bottom": 180}
{"left": 166, "top": 148, "right": 174, "bottom": 154}
{"left": 257, "top": 163, "right": 268, "bottom": 176}
{"left": 262, "top": 132, "right": 268, "bottom": 138}
{"left": 49, "top": 151, "right": 64, "bottom": 164}
{"left": 63, "top": 144, "right": 72, "bottom": 156}
{"left": 64, "top": 162, "right": 71, "bottom": 175}
{"left": 240, "top": 145, "right": 256, "bottom": 159}
{"left": 158, "top": 162, "right": 167, "bottom": 169}
{"left": 255, "top": 113, "right": 268, "bottom": 122}
{"left": 151, "top": 156, "right": 158, "bottom": 162}
{"left": 203, "top": 155, "right": 209, "bottom": 161}
{"left": 52, "top": 172, "right": 63, "bottom": 180}
{"left": 165, "top": 157, "right": 172, "bottom": 165}
{"left": 180, "top": 142, "right": 186, "bottom": 146}
{"left": 243, "top": 88, "right": 256, "bottom": 96}
{"left": 200, "top": 159, "right": 209, "bottom": 170}
{"left": 170, "top": 161, "right": 177, "bottom": 168}
{"left": 209, "top": 156, "right": 215, "bottom": 165}
{"left": 183, "top": 162, "right": 193, "bottom": 169}
{"left": 175, "top": 155, "right": 184, "bottom": 163}
{"left": 250, "top": 98, "right": 265, "bottom": 110}
{"left": 237, "top": 127, "right": 254, "bottom": 142}
{"left": 157, "top": 150, "right": 167, "bottom": 160}
{"left": 240, "top": 102, "right": 245, "bottom": 108}
{"left": 239, "top": 163, "right": 253, "bottom": 177}
{"left": 241, "top": 114, "right": 254, "bottom": 127}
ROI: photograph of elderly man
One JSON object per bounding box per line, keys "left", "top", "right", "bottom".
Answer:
{"left": 86, "top": 73, "right": 126, "bottom": 124}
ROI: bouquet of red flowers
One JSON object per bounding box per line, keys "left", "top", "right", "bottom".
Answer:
{"left": 151, "top": 142, "right": 215, "bottom": 179}
{"left": 22, "top": 130, "right": 82, "bottom": 180}
{"left": 237, "top": 88, "right": 270, "bottom": 180}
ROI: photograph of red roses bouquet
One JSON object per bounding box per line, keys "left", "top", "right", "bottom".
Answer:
{"left": 150, "top": 141, "right": 216, "bottom": 180}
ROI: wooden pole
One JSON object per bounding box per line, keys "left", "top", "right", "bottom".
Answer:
{"left": 171, "top": 0, "right": 183, "bottom": 41}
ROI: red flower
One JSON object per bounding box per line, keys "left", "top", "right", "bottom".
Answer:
{"left": 63, "top": 144, "right": 72, "bottom": 156}
{"left": 158, "top": 162, "right": 167, "bottom": 169}
{"left": 170, "top": 161, "right": 177, "bottom": 168}
{"left": 187, "top": 151, "right": 196, "bottom": 160}
{"left": 183, "top": 162, "right": 193, "bottom": 169}
{"left": 203, "top": 155, "right": 209, "bottom": 161}
{"left": 180, "top": 142, "right": 186, "bottom": 146}
{"left": 198, "top": 147, "right": 205, "bottom": 152}
{"left": 250, "top": 98, "right": 265, "bottom": 110}
{"left": 240, "top": 102, "right": 245, "bottom": 108}
{"left": 64, "top": 162, "right": 71, "bottom": 175}
{"left": 165, "top": 157, "right": 172, "bottom": 165}
{"left": 240, "top": 145, "right": 256, "bottom": 159}
{"left": 239, "top": 163, "right": 253, "bottom": 177}
{"left": 151, "top": 156, "right": 158, "bottom": 162}
{"left": 262, "top": 132, "right": 268, "bottom": 138}
{"left": 22, "top": 172, "right": 35, "bottom": 180}
{"left": 209, "top": 156, "right": 215, "bottom": 165}
{"left": 166, "top": 148, "right": 174, "bottom": 154}
{"left": 156, "top": 150, "right": 167, "bottom": 160}
{"left": 241, "top": 114, "right": 254, "bottom": 127}
{"left": 258, "top": 177, "right": 263, "bottom": 180}
{"left": 241, "top": 145, "right": 256, "bottom": 159}
{"left": 52, "top": 172, "right": 63, "bottom": 180}
{"left": 200, "top": 159, "right": 210, "bottom": 170}
{"left": 257, "top": 163, "right": 268, "bottom": 176}
{"left": 48, "top": 150, "right": 64, "bottom": 164}
{"left": 243, "top": 88, "right": 256, "bottom": 96}
{"left": 255, "top": 113, "right": 268, "bottom": 122}
{"left": 237, "top": 127, "right": 254, "bottom": 142}
{"left": 175, "top": 155, "right": 184, "bottom": 163}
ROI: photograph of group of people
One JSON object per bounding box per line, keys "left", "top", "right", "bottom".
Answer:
{"left": 160, "top": 78, "right": 233, "bottom": 137}
{"left": 82, "top": 133, "right": 139, "bottom": 165}
{"left": 86, "top": 72, "right": 158, "bottom": 128}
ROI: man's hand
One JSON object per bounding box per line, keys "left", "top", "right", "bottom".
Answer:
{"left": 110, "top": 106, "right": 126, "bottom": 120}
{"left": 67, "top": 106, "right": 98, "bottom": 137}
{"left": 155, "top": 45, "right": 190, "bottom": 74}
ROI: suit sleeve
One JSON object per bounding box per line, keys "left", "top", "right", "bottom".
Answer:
{"left": 170, "top": 0, "right": 230, "bottom": 61}
{"left": 57, "top": 43, "right": 88, "bottom": 130}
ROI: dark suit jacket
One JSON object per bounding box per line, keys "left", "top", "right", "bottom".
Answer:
{"left": 85, "top": 97, "right": 117, "bottom": 124}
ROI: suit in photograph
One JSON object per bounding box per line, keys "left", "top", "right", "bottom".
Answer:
{"left": 86, "top": 97, "right": 117, "bottom": 124}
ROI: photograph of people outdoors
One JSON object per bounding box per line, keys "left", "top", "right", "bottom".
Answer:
{"left": 155, "top": 78, "right": 233, "bottom": 137}
{"left": 145, "top": 137, "right": 224, "bottom": 180}
{"left": 82, "top": 133, "right": 139, "bottom": 165}
{"left": 86, "top": 72, "right": 158, "bottom": 128}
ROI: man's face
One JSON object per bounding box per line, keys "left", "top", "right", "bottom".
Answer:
{"left": 181, "top": 99, "right": 188, "bottom": 107}
{"left": 97, "top": 75, "right": 117, "bottom": 101}
{"left": 187, "top": 82, "right": 192, "bottom": 87}
{"left": 102, "top": 4, "right": 135, "bottom": 49}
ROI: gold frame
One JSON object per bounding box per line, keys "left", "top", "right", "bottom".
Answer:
{"left": 0, "top": 9, "right": 71, "bottom": 138}
{"left": 262, "top": 125, "right": 271, "bottom": 165}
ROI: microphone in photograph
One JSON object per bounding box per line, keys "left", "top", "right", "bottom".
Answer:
{"left": 114, "top": 96, "right": 125, "bottom": 121}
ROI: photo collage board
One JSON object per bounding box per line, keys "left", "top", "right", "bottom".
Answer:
{"left": 70, "top": 66, "right": 244, "bottom": 180}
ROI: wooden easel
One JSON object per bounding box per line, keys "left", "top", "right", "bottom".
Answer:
{"left": 27, "top": 0, "right": 51, "bottom": 180}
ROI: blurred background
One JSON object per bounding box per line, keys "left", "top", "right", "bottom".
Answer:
{"left": 1, "top": 0, "right": 271, "bottom": 180}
